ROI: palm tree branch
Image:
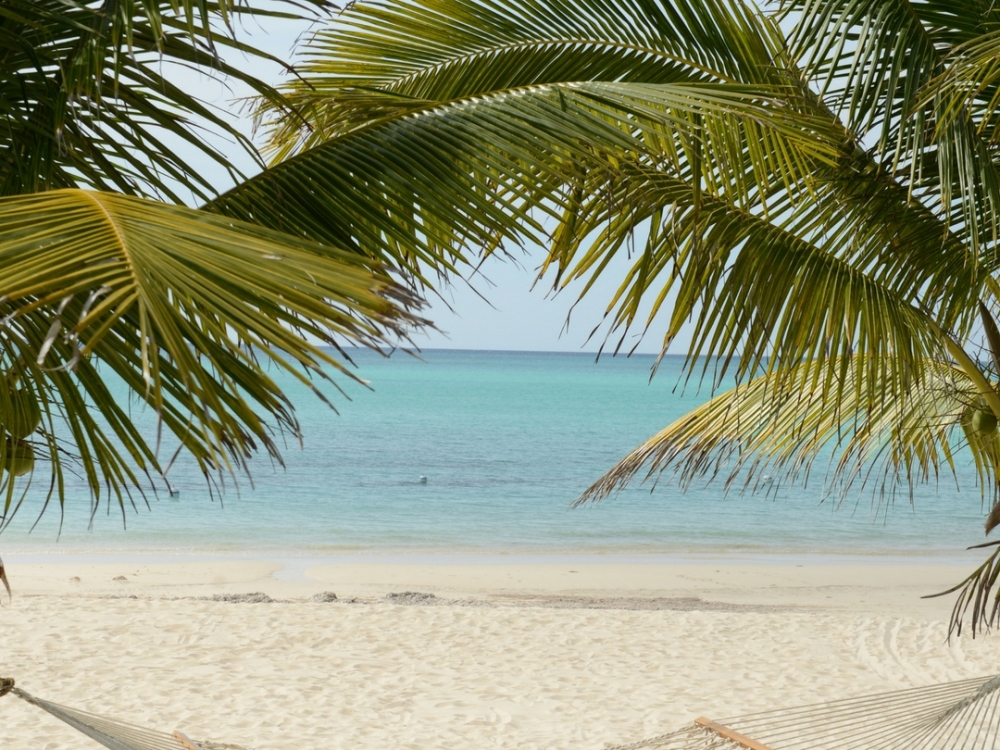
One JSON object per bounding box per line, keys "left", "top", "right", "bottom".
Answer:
{"left": 0, "top": 189, "right": 425, "bottom": 515}
{"left": 574, "top": 355, "right": 982, "bottom": 509}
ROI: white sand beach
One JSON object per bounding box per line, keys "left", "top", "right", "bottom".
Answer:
{"left": 2, "top": 558, "right": 1000, "bottom": 749}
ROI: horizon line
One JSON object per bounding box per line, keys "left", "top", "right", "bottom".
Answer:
{"left": 332, "top": 345, "right": 691, "bottom": 357}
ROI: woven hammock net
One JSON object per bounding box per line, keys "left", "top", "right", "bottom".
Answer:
{"left": 6, "top": 672, "right": 1000, "bottom": 749}
{"left": 607, "top": 673, "right": 1000, "bottom": 750}
{"left": 6, "top": 685, "right": 250, "bottom": 750}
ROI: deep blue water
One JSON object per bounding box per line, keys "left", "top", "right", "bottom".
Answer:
{"left": 0, "top": 349, "right": 991, "bottom": 558}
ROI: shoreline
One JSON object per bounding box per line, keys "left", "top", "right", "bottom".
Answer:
{"left": 0, "top": 554, "right": 982, "bottom": 620}
{"left": 0, "top": 545, "right": 989, "bottom": 565}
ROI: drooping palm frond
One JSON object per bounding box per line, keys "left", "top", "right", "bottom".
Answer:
{"left": 926, "top": 540, "right": 1000, "bottom": 639}
{"left": 782, "top": 0, "right": 957, "bottom": 157}
{"left": 249, "top": 0, "right": 829, "bottom": 270}
{"left": 0, "top": 0, "right": 448, "bottom": 525}
{"left": 258, "top": 0, "right": 798, "bottom": 158}
{"left": 574, "top": 353, "right": 990, "bottom": 509}
{"left": 919, "top": 26, "right": 1000, "bottom": 245}
{"left": 244, "top": 0, "right": 986, "bottom": 405}
{"left": 782, "top": 0, "right": 1000, "bottom": 258}
{"left": 221, "top": 78, "right": 848, "bottom": 284}
{"left": 0, "top": 0, "right": 332, "bottom": 202}
{"left": 0, "top": 189, "right": 423, "bottom": 524}
{"left": 927, "top": 28, "right": 1000, "bottom": 136}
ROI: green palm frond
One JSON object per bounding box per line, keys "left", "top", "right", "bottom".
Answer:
{"left": 574, "top": 354, "right": 989, "bottom": 509}
{"left": 926, "top": 540, "right": 1000, "bottom": 639}
{"left": 0, "top": 189, "right": 423, "bottom": 524}
{"left": 919, "top": 29, "right": 1000, "bottom": 253}
{"left": 531, "top": 164, "right": 955, "bottom": 413}
{"left": 258, "top": 0, "right": 792, "bottom": 159}
{"left": 782, "top": 0, "right": 993, "bottom": 159}
{"left": 927, "top": 29, "right": 1000, "bottom": 138}
{"left": 783, "top": 0, "right": 1000, "bottom": 256}
{"left": 247, "top": 0, "right": 986, "bottom": 398}
{"left": 0, "top": 0, "right": 331, "bottom": 201}
{"left": 247, "top": 0, "right": 840, "bottom": 253}
{"left": 218, "top": 76, "right": 848, "bottom": 286}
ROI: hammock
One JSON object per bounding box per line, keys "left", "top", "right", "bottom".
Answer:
{"left": 0, "top": 678, "right": 249, "bottom": 750}
{"left": 3, "top": 672, "right": 1000, "bottom": 749}
{"left": 607, "top": 673, "right": 1000, "bottom": 750}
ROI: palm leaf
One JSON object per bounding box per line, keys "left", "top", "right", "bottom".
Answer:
{"left": 0, "top": 189, "right": 423, "bottom": 524}
{"left": 245, "top": 0, "right": 987, "bottom": 405}
{"left": 243, "top": 0, "right": 845, "bottom": 276}
{"left": 258, "top": 0, "right": 794, "bottom": 159}
{"left": 782, "top": 0, "right": 1000, "bottom": 257}
{"left": 216, "top": 77, "right": 848, "bottom": 286}
{"left": 574, "top": 355, "right": 991, "bottom": 510}
{"left": 925, "top": 541, "right": 1000, "bottom": 639}
{"left": 0, "top": 0, "right": 331, "bottom": 201}
{"left": 533, "top": 144, "right": 976, "bottom": 397}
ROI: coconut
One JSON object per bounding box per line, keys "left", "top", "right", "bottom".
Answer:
{"left": 3, "top": 388, "right": 40, "bottom": 440}
{"left": 3, "top": 439, "right": 33, "bottom": 477}
{"left": 973, "top": 408, "right": 999, "bottom": 435}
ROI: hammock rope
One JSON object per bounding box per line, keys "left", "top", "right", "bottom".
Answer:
{"left": 4, "top": 672, "right": 1000, "bottom": 749}
{"left": 605, "top": 674, "right": 1000, "bottom": 750}
{"left": 0, "top": 678, "right": 250, "bottom": 750}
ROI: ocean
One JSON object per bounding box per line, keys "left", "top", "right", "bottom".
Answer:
{"left": 0, "top": 349, "right": 991, "bottom": 560}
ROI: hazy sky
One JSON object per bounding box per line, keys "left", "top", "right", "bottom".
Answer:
{"left": 182, "top": 5, "right": 693, "bottom": 355}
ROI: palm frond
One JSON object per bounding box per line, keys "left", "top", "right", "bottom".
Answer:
{"left": 0, "top": 0, "right": 331, "bottom": 201}
{"left": 782, "top": 0, "right": 987, "bottom": 161}
{"left": 0, "top": 189, "right": 423, "bottom": 523}
{"left": 927, "top": 29, "right": 1000, "bottom": 140}
{"left": 782, "top": 0, "right": 1000, "bottom": 257}
{"left": 574, "top": 355, "right": 990, "bottom": 510}
{"left": 217, "top": 76, "right": 848, "bottom": 285}
{"left": 258, "top": 0, "right": 791, "bottom": 159}
{"left": 246, "top": 0, "right": 987, "bottom": 402}
{"left": 926, "top": 541, "right": 1000, "bottom": 639}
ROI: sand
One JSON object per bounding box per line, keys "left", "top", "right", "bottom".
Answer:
{"left": 2, "top": 557, "right": 1000, "bottom": 749}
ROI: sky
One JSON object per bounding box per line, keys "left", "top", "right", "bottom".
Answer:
{"left": 177, "top": 3, "right": 693, "bottom": 356}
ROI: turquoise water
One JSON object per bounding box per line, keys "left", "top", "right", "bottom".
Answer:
{"left": 0, "top": 349, "right": 991, "bottom": 558}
